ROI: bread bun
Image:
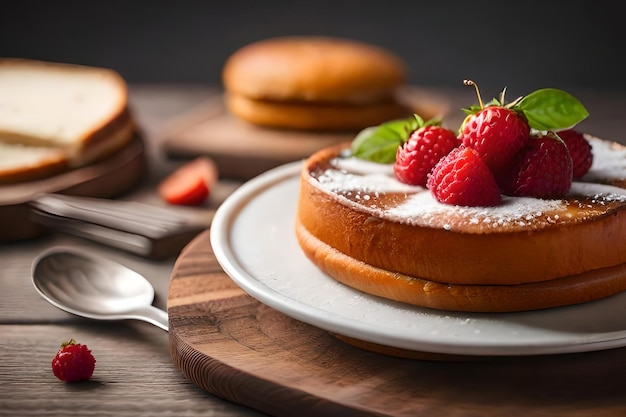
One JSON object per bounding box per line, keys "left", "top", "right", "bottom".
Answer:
{"left": 222, "top": 36, "right": 411, "bottom": 130}
{"left": 295, "top": 137, "right": 626, "bottom": 312}
{"left": 223, "top": 36, "right": 406, "bottom": 103}
{"left": 225, "top": 93, "right": 410, "bottom": 131}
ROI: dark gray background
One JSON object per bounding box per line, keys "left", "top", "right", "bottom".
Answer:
{"left": 2, "top": 0, "right": 625, "bottom": 100}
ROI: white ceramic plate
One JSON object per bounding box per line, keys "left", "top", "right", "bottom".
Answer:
{"left": 210, "top": 162, "right": 626, "bottom": 356}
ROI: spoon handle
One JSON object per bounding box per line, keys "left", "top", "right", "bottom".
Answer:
{"left": 134, "top": 305, "right": 169, "bottom": 332}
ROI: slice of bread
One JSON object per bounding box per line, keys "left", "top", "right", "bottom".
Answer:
{"left": 0, "top": 142, "right": 68, "bottom": 184}
{"left": 0, "top": 58, "right": 135, "bottom": 183}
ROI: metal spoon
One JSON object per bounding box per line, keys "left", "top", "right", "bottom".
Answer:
{"left": 31, "top": 247, "right": 169, "bottom": 331}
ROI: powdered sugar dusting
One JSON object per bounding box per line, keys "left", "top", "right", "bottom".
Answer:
{"left": 332, "top": 153, "right": 396, "bottom": 176}
{"left": 570, "top": 182, "right": 626, "bottom": 203}
{"left": 311, "top": 137, "right": 626, "bottom": 233}
{"left": 582, "top": 135, "right": 626, "bottom": 183}
{"left": 388, "top": 193, "right": 565, "bottom": 231}
{"left": 314, "top": 167, "right": 420, "bottom": 195}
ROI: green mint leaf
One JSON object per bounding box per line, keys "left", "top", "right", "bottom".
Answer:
{"left": 351, "top": 116, "right": 419, "bottom": 163}
{"left": 517, "top": 88, "right": 589, "bottom": 131}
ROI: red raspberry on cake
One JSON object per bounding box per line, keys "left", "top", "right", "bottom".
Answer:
{"left": 427, "top": 146, "right": 501, "bottom": 207}
{"left": 501, "top": 133, "right": 573, "bottom": 199}
{"left": 351, "top": 80, "right": 590, "bottom": 209}
{"left": 558, "top": 129, "right": 593, "bottom": 178}
{"left": 394, "top": 124, "right": 460, "bottom": 186}
{"left": 459, "top": 80, "right": 530, "bottom": 181}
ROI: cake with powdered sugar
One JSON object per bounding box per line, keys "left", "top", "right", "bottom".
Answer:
{"left": 295, "top": 134, "right": 626, "bottom": 312}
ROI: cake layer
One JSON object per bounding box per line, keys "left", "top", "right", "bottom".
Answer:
{"left": 296, "top": 136, "right": 626, "bottom": 286}
{"left": 295, "top": 220, "right": 626, "bottom": 312}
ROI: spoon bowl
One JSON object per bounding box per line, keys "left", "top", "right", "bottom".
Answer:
{"left": 32, "top": 247, "right": 169, "bottom": 331}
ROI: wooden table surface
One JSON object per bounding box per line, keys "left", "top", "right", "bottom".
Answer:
{"left": 1, "top": 84, "right": 625, "bottom": 417}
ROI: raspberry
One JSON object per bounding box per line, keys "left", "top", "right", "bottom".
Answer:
{"left": 51, "top": 339, "right": 96, "bottom": 382}
{"left": 427, "top": 146, "right": 501, "bottom": 207}
{"left": 501, "top": 134, "right": 573, "bottom": 199}
{"left": 460, "top": 105, "right": 530, "bottom": 179}
{"left": 394, "top": 125, "right": 460, "bottom": 186}
{"left": 557, "top": 129, "right": 593, "bottom": 178}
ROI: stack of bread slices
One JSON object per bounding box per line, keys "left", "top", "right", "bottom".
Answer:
{"left": 0, "top": 58, "right": 136, "bottom": 184}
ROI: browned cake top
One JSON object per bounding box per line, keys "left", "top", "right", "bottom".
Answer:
{"left": 307, "top": 135, "right": 626, "bottom": 234}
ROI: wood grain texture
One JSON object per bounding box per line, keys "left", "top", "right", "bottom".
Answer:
{"left": 0, "top": 324, "right": 267, "bottom": 417}
{"left": 168, "top": 230, "right": 626, "bottom": 417}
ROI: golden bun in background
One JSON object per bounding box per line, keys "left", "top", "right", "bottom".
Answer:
{"left": 222, "top": 36, "right": 412, "bottom": 131}
{"left": 223, "top": 36, "right": 406, "bottom": 103}
{"left": 225, "top": 93, "right": 410, "bottom": 131}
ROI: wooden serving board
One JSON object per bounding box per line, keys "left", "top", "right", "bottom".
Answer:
{"left": 159, "top": 87, "right": 452, "bottom": 181}
{"left": 0, "top": 136, "right": 146, "bottom": 241}
{"left": 168, "top": 229, "right": 626, "bottom": 417}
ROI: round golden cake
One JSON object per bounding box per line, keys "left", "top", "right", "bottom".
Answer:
{"left": 222, "top": 36, "right": 412, "bottom": 131}
{"left": 295, "top": 135, "right": 626, "bottom": 312}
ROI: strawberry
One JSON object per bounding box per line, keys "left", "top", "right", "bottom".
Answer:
{"left": 427, "top": 146, "right": 501, "bottom": 207}
{"left": 459, "top": 80, "right": 530, "bottom": 180}
{"left": 394, "top": 124, "right": 460, "bottom": 186}
{"left": 501, "top": 133, "right": 573, "bottom": 199}
{"left": 51, "top": 339, "right": 96, "bottom": 382}
{"left": 557, "top": 129, "right": 593, "bottom": 178}
{"left": 350, "top": 81, "right": 590, "bottom": 208}
{"left": 158, "top": 157, "right": 218, "bottom": 206}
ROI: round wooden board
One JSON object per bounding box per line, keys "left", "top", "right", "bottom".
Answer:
{"left": 0, "top": 136, "right": 146, "bottom": 241}
{"left": 168, "top": 229, "right": 626, "bottom": 417}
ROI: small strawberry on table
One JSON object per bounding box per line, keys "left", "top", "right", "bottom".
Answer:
{"left": 51, "top": 338, "right": 96, "bottom": 382}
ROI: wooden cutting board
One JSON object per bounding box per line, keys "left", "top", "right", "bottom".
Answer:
{"left": 167, "top": 229, "right": 626, "bottom": 417}
{"left": 159, "top": 87, "right": 452, "bottom": 181}
{"left": 0, "top": 136, "right": 146, "bottom": 241}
